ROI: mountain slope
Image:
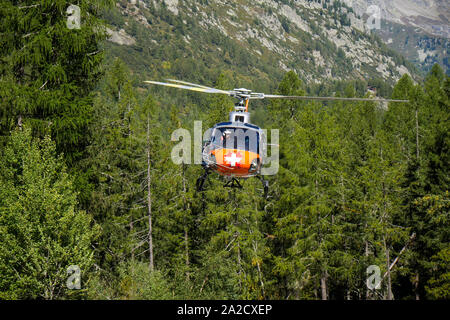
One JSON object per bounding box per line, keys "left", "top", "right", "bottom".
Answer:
{"left": 376, "top": 18, "right": 449, "bottom": 75}
{"left": 349, "top": 0, "right": 449, "bottom": 75}
{"left": 349, "top": 0, "right": 449, "bottom": 38}
{"left": 103, "top": 0, "right": 418, "bottom": 91}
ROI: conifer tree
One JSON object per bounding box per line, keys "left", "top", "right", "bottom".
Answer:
{"left": 0, "top": 0, "right": 112, "bottom": 164}
{"left": 0, "top": 127, "right": 98, "bottom": 299}
{"left": 383, "top": 66, "right": 449, "bottom": 299}
{"left": 86, "top": 64, "right": 143, "bottom": 278}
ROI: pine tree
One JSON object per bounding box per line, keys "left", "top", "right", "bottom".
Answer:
{"left": 85, "top": 66, "right": 143, "bottom": 278}
{"left": 384, "top": 65, "right": 449, "bottom": 299}
{"left": 0, "top": 0, "right": 112, "bottom": 164}
{"left": 265, "top": 72, "right": 359, "bottom": 299}
{"left": 0, "top": 127, "right": 98, "bottom": 299}
{"left": 414, "top": 192, "right": 450, "bottom": 299}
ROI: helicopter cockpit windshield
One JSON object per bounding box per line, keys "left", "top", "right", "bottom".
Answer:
{"left": 209, "top": 127, "right": 260, "bottom": 154}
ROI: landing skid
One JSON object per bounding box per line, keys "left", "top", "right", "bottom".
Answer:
{"left": 257, "top": 175, "right": 269, "bottom": 199}
{"left": 196, "top": 169, "right": 268, "bottom": 198}
{"left": 196, "top": 168, "right": 210, "bottom": 192}
{"left": 224, "top": 178, "right": 242, "bottom": 189}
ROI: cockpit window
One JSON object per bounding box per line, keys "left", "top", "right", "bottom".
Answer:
{"left": 210, "top": 127, "right": 259, "bottom": 153}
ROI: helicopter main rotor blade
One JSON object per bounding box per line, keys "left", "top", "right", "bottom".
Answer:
{"left": 262, "top": 94, "right": 409, "bottom": 103}
{"left": 145, "top": 79, "right": 410, "bottom": 103}
{"left": 166, "top": 79, "right": 225, "bottom": 91}
{"left": 144, "top": 80, "right": 231, "bottom": 95}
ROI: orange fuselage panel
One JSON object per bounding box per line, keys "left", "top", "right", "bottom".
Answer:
{"left": 211, "top": 149, "right": 259, "bottom": 177}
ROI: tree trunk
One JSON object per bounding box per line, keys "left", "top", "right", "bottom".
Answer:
{"left": 147, "top": 116, "right": 154, "bottom": 271}
{"left": 184, "top": 227, "right": 190, "bottom": 279}
{"left": 383, "top": 237, "right": 393, "bottom": 300}
{"left": 182, "top": 164, "right": 190, "bottom": 280}
{"left": 130, "top": 219, "right": 134, "bottom": 260}
{"left": 414, "top": 273, "right": 420, "bottom": 300}
{"left": 320, "top": 271, "right": 328, "bottom": 300}
{"left": 380, "top": 151, "right": 393, "bottom": 300}
{"left": 415, "top": 108, "right": 420, "bottom": 161}
{"left": 17, "top": 114, "right": 22, "bottom": 130}
{"left": 365, "top": 235, "right": 371, "bottom": 300}
{"left": 237, "top": 242, "right": 242, "bottom": 291}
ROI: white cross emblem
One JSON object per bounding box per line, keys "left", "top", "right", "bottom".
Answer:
{"left": 224, "top": 152, "right": 242, "bottom": 167}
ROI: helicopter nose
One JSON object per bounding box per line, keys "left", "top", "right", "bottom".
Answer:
{"left": 224, "top": 152, "right": 242, "bottom": 167}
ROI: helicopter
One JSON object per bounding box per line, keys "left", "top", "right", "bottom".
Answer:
{"left": 144, "top": 79, "right": 409, "bottom": 198}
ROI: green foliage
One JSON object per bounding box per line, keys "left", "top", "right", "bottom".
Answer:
{"left": 0, "top": 127, "right": 98, "bottom": 299}
{"left": 381, "top": 64, "right": 450, "bottom": 300}
{"left": 0, "top": 1, "right": 448, "bottom": 301}
{"left": 414, "top": 193, "right": 450, "bottom": 299}
{"left": 1, "top": 62, "right": 448, "bottom": 301}
{"left": 0, "top": 0, "right": 112, "bottom": 164}
{"left": 425, "top": 246, "right": 450, "bottom": 299}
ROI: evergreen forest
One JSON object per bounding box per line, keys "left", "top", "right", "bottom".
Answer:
{"left": 0, "top": 0, "right": 448, "bottom": 300}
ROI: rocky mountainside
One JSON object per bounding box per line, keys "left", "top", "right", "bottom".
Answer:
{"left": 349, "top": 0, "right": 449, "bottom": 38}
{"left": 348, "top": 0, "right": 449, "bottom": 75}
{"left": 104, "top": 0, "right": 417, "bottom": 92}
